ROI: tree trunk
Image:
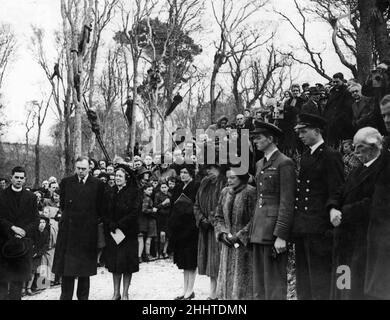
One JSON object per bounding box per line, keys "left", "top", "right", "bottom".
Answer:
{"left": 34, "top": 127, "right": 41, "bottom": 189}
{"left": 130, "top": 56, "right": 138, "bottom": 157}
{"left": 356, "top": 0, "right": 375, "bottom": 82}
{"left": 210, "top": 66, "right": 219, "bottom": 124}
{"left": 64, "top": 98, "right": 73, "bottom": 176}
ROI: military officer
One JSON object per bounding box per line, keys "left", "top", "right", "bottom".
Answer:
{"left": 247, "top": 122, "right": 296, "bottom": 300}
{"left": 292, "top": 113, "right": 344, "bottom": 300}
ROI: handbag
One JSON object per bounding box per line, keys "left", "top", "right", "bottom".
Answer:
{"left": 97, "top": 222, "right": 106, "bottom": 249}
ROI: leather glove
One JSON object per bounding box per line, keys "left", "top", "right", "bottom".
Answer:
{"left": 227, "top": 233, "right": 242, "bottom": 246}
{"left": 109, "top": 222, "right": 118, "bottom": 233}
{"left": 218, "top": 233, "right": 233, "bottom": 248}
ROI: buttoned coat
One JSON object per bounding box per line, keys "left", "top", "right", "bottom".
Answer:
{"left": 328, "top": 156, "right": 383, "bottom": 300}
{"left": 293, "top": 144, "right": 344, "bottom": 235}
{"left": 365, "top": 149, "right": 390, "bottom": 299}
{"left": 248, "top": 150, "right": 296, "bottom": 244}
{"left": 52, "top": 175, "right": 106, "bottom": 277}
{"left": 0, "top": 187, "right": 39, "bottom": 282}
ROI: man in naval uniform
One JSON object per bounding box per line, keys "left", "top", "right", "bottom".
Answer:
{"left": 292, "top": 113, "right": 344, "bottom": 300}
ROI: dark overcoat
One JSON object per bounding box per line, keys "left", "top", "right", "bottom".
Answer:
{"left": 168, "top": 180, "right": 199, "bottom": 270}
{"left": 365, "top": 149, "right": 390, "bottom": 299}
{"left": 0, "top": 187, "right": 39, "bottom": 282}
{"left": 53, "top": 175, "right": 105, "bottom": 277}
{"left": 328, "top": 157, "right": 382, "bottom": 300}
{"left": 323, "top": 85, "right": 354, "bottom": 147}
{"left": 103, "top": 184, "right": 140, "bottom": 274}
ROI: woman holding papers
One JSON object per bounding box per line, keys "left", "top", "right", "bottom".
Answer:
{"left": 168, "top": 164, "right": 200, "bottom": 300}
{"left": 104, "top": 167, "right": 140, "bottom": 300}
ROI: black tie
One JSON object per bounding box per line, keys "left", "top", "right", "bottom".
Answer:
{"left": 79, "top": 179, "right": 84, "bottom": 185}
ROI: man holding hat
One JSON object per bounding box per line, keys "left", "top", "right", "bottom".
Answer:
{"left": 292, "top": 113, "right": 344, "bottom": 300}
{"left": 0, "top": 166, "right": 39, "bottom": 300}
{"left": 245, "top": 122, "right": 296, "bottom": 299}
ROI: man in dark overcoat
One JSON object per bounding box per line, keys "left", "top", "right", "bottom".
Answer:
{"left": 0, "top": 166, "right": 39, "bottom": 300}
{"left": 245, "top": 122, "right": 295, "bottom": 300}
{"left": 53, "top": 156, "right": 106, "bottom": 300}
{"left": 328, "top": 127, "right": 384, "bottom": 299}
{"left": 323, "top": 73, "right": 354, "bottom": 147}
{"left": 364, "top": 95, "right": 390, "bottom": 299}
{"left": 292, "top": 113, "right": 344, "bottom": 300}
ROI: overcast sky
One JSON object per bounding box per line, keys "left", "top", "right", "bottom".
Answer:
{"left": 0, "top": 0, "right": 352, "bottom": 145}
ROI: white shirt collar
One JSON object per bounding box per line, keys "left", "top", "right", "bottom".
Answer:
{"left": 310, "top": 139, "right": 324, "bottom": 155}
{"left": 11, "top": 185, "right": 22, "bottom": 192}
{"left": 265, "top": 147, "right": 278, "bottom": 162}
{"left": 364, "top": 156, "right": 379, "bottom": 168}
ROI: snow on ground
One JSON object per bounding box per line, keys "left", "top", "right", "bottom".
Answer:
{"left": 24, "top": 258, "right": 211, "bottom": 300}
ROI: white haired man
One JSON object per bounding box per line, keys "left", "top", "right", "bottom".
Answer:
{"left": 364, "top": 97, "right": 390, "bottom": 299}
{"left": 328, "top": 127, "right": 384, "bottom": 299}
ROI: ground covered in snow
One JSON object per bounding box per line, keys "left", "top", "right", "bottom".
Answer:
{"left": 25, "top": 253, "right": 296, "bottom": 301}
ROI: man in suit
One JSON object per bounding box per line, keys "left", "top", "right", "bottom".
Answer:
{"left": 328, "top": 127, "right": 383, "bottom": 299}
{"left": 53, "top": 156, "right": 106, "bottom": 300}
{"left": 293, "top": 113, "right": 344, "bottom": 300}
{"left": 247, "top": 122, "right": 296, "bottom": 300}
{"left": 349, "top": 84, "right": 376, "bottom": 132}
{"left": 301, "top": 87, "right": 321, "bottom": 116}
{"left": 0, "top": 166, "right": 39, "bottom": 300}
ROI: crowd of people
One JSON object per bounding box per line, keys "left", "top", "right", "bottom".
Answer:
{"left": 1, "top": 61, "right": 390, "bottom": 300}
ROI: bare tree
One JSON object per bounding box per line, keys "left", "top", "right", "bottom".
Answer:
{"left": 60, "top": 0, "right": 95, "bottom": 159}
{"left": 0, "top": 24, "right": 16, "bottom": 91}
{"left": 119, "top": 0, "right": 157, "bottom": 155}
{"left": 87, "top": 0, "right": 119, "bottom": 155}
{"left": 24, "top": 103, "right": 37, "bottom": 166}
{"left": 210, "top": 0, "right": 268, "bottom": 123}
{"left": 275, "top": 0, "right": 333, "bottom": 81}
{"left": 27, "top": 95, "right": 53, "bottom": 188}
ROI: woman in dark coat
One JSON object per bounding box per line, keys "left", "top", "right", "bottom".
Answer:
{"left": 104, "top": 167, "right": 140, "bottom": 300}
{"left": 168, "top": 164, "right": 199, "bottom": 300}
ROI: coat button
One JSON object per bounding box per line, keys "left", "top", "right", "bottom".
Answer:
{"left": 305, "top": 198, "right": 308, "bottom": 201}
{"left": 297, "top": 188, "right": 300, "bottom": 192}
{"left": 296, "top": 198, "right": 299, "bottom": 201}
{"left": 295, "top": 206, "right": 298, "bottom": 210}
{"left": 297, "top": 180, "right": 301, "bottom": 183}
{"left": 305, "top": 207, "right": 308, "bottom": 211}
{"left": 306, "top": 189, "right": 310, "bottom": 192}
{"left": 261, "top": 171, "right": 264, "bottom": 174}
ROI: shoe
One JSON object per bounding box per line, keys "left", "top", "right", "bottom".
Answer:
{"left": 122, "top": 295, "right": 129, "bottom": 300}
{"left": 111, "top": 294, "right": 121, "bottom": 300}
{"left": 26, "top": 289, "right": 33, "bottom": 296}
{"left": 138, "top": 257, "right": 143, "bottom": 263}
{"left": 163, "top": 253, "right": 169, "bottom": 259}
{"left": 207, "top": 297, "right": 218, "bottom": 300}
{"left": 145, "top": 254, "right": 155, "bottom": 262}
{"left": 174, "top": 295, "right": 185, "bottom": 300}
{"left": 183, "top": 292, "right": 195, "bottom": 300}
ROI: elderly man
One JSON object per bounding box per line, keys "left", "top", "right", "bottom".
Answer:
{"left": 53, "top": 156, "right": 106, "bottom": 300}
{"left": 328, "top": 127, "right": 384, "bottom": 299}
{"left": 364, "top": 96, "right": 390, "bottom": 299}
{"left": 349, "top": 84, "right": 376, "bottom": 132}
{"left": 292, "top": 113, "right": 344, "bottom": 300}
{"left": 246, "top": 122, "right": 295, "bottom": 300}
